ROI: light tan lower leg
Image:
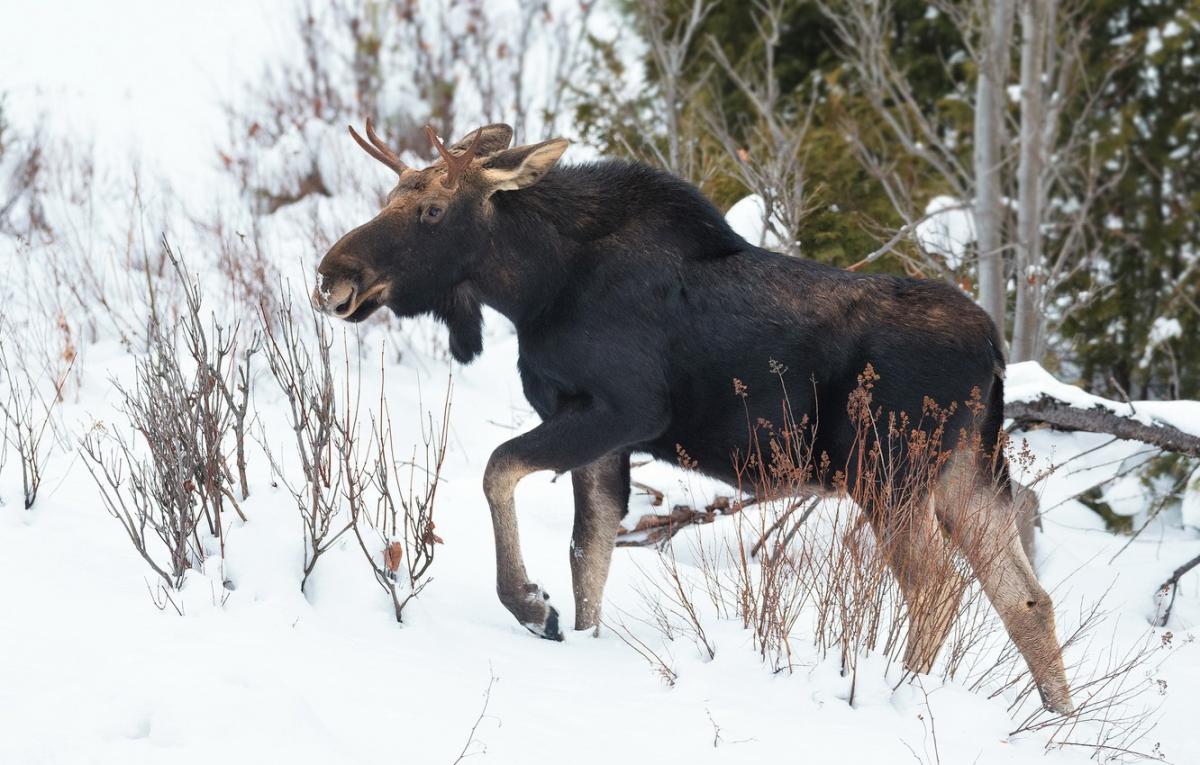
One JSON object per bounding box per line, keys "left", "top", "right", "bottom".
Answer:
{"left": 483, "top": 452, "right": 562, "bottom": 639}
{"left": 941, "top": 473, "right": 1073, "bottom": 713}
{"left": 870, "top": 497, "right": 965, "bottom": 674}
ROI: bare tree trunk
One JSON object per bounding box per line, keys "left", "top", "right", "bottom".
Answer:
{"left": 973, "top": 0, "right": 1015, "bottom": 331}
{"left": 1012, "top": 0, "right": 1050, "bottom": 362}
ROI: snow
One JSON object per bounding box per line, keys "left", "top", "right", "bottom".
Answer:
{"left": 1142, "top": 316, "right": 1183, "bottom": 368}
{"left": 724, "top": 193, "right": 784, "bottom": 250}
{"left": 1148, "top": 317, "right": 1183, "bottom": 346}
{"left": 0, "top": 0, "right": 281, "bottom": 192}
{"left": 915, "top": 195, "right": 975, "bottom": 270}
{"left": 2, "top": 4, "right": 1200, "bottom": 764}
{"left": 1184, "top": 466, "right": 1200, "bottom": 530}
{"left": 1147, "top": 27, "right": 1165, "bottom": 56}
{"left": 1008, "top": 360, "right": 1200, "bottom": 438}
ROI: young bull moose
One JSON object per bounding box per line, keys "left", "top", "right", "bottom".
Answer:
{"left": 313, "top": 121, "right": 1074, "bottom": 713}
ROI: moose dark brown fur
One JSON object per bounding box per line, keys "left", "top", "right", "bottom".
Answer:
{"left": 314, "top": 122, "right": 1073, "bottom": 713}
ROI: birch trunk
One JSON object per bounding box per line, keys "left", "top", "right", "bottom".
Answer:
{"left": 973, "top": 0, "right": 1015, "bottom": 332}
{"left": 1012, "top": 0, "right": 1051, "bottom": 361}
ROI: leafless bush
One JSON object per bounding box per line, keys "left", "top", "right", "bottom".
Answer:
{"left": 703, "top": 0, "right": 821, "bottom": 254}
{"left": 222, "top": 0, "right": 596, "bottom": 211}
{"left": 603, "top": 612, "right": 679, "bottom": 688}
{"left": 260, "top": 298, "right": 453, "bottom": 604}
{"left": 0, "top": 331, "right": 71, "bottom": 509}
{"left": 631, "top": 549, "right": 717, "bottom": 661}
{"left": 203, "top": 211, "right": 281, "bottom": 321}
{"left": 0, "top": 101, "right": 51, "bottom": 241}
{"left": 624, "top": 366, "right": 1167, "bottom": 754}
{"left": 259, "top": 297, "right": 353, "bottom": 592}
{"left": 33, "top": 169, "right": 178, "bottom": 353}
{"left": 82, "top": 425, "right": 204, "bottom": 591}
{"left": 951, "top": 592, "right": 1168, "bottom": 762}
{"left": 621, "top": 0, "right": 716, "bottom": 181}
{"left": 81, "top": 240, "right": 258, "bottom": 592}
{"left": 345, "top": 365, "right": 451, "bottom": 622}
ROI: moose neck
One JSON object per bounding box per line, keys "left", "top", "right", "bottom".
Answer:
{"left": 471, "top": 229, "right": 572, "bottom": 327}
{"left": 467, "top": 161, "right": 747, "bottom": 328}
{"left": 468, "top": 171, "right": 591, "bottom": 326}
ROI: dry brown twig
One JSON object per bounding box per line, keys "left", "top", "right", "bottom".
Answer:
{"left": 346, "top": 355, "right": 452, "bottom": 622}
{"left": 81, "top": 240, "right": 257, "bottom": 595}
{"left": 451, "top": 666, "right": 499, "bottom": 764}
{"left": 602, "top": 613, "right": 679, "bottom": 688}
{"left": 0, "top": 329, "right": 73, "bottom": 509}
{"left": 259, "top": 293, "right": 352, "bottom": 592}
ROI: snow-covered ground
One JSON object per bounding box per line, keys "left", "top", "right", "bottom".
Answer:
{"left": 3, "top": 3, "right": 1200, "bottom": 764}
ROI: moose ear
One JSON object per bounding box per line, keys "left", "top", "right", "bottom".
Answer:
{"left": 452, "top": 123, "right": 513, "bottom": 157}
{"left": 480, "top": 138, "right": 569, "bottom": 192}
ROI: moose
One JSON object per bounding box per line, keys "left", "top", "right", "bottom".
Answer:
{"left": 313, "top": 121, "right": 1073, "bottom": 714}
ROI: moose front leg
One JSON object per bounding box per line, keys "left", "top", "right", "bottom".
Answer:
{"left": 570, "top": 451, "right": 630, "bottom": 633}
{"left": 483, "top": 403, "right": 659, "bottom": 641}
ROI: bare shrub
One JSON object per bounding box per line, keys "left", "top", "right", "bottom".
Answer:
{"left": 0, "top": 101, "right": 51, "bottom": 240}
{"left": 221, "top": 0, "right": 596, "bottom": 212}
{"left": 81, "top": 240, "right": 258, "bottom": 593}
{"left": 259, "top": 296, "right": 353, "bottom": 591}
{"left": 82, "top": 424, "right": 203, "bottom": 592}
{"left": 0, "top": 330, "right": 72, "bottom": 509}
{"left": 631, "top": 548, "right": 716, "bottom": 661}
{"left": 603, "top": 611, "right": 679, "bottom": 688}
{"left": 953, "top": 593, "right": 1170, "bottom": 762}
{"left": 203, "top": 212, "right": 281, "bottom": 321}
{"left": 703, "top": 0, "right": 821, "bottom": 254}
{"left": 345, "top": 365, "right": 451, "bottom": 622}
{"left": 27, "top": 167, "right": 184, "bottom": 356}
{"left": 260, "top": 299, "right": 453, "bottom": 605}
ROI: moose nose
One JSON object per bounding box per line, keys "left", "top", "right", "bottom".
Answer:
{"left": 312, "top": 279, "right": 358, "bottom": 318}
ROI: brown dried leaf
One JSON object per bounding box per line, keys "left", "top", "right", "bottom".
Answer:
{"left": 384, "top": 542, "right": 403, "bottom": 573}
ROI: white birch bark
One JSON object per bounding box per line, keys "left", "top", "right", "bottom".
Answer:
{"left": 973, "top": 0, "right": 1015, "bottom": 332}
{"left": 1012, "top": 0, "right": 1053, "bottom": 361}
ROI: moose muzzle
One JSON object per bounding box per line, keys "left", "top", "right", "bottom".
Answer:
{"left": 311, "top": 278, "right": 359, "bottom": 319}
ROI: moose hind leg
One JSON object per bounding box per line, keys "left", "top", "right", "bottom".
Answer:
{"left": 570, "top": 451, "right": 630, "bottom": 632}
{"left": 868, "top": 496, "right": 965, "bottom": 675}
{"left": 937, "top": 459, "right": 1073, "bottom": 713}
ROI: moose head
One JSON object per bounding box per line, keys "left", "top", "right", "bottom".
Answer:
{"left": 312, "top": 120, "right": 568, "bottom": 358}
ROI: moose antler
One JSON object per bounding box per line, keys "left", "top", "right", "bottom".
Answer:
{"left": 348, "top": 118, "right": 409, "bottom": 175}
{"left": 425, "top": 125, "right": 483, "bottom": 189}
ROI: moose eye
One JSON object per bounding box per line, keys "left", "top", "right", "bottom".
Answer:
{"left": 422, "top": 204, "right": 444, "bottom": 224}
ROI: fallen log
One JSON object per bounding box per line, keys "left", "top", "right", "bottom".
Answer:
{"left": 615, "top": 495, "right": 737, "bottom": 548}
{"left": 1008, "top": 391, "right": 1200, "bottom": 616}
{"left": 1007, "top": 396, "right": 1200, "bottom": 458}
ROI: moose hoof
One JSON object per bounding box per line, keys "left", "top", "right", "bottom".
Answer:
{"left": 1037, "top": 685, "right": 1075, "bottom": 716}
{"left": 514, "top": 583, "right": 563, "bottom": 641}
{"left": 526, "top": 604, "right": 563, "bottom": 641}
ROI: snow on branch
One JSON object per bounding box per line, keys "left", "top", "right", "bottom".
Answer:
{"left": 1006, "top": 362, "right": 1200, "bottom": 457}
